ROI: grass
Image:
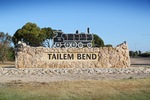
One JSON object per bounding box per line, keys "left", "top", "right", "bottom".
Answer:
{"left": 0, "top": 78, "right": 150, "bottom": 100}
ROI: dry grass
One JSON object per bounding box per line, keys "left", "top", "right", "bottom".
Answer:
{"left": 0, "top": 57, "right": 150, "bottom": 100}
{"left": 131, "top": 57, "right": 150, "bottom": 65}
{"left": 0, "top": 61, "right": 15, "bottom": 68}
{"left": 0, "top": 78, "right": 150, "bottom": 100}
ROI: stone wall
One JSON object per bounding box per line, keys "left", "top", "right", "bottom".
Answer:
{"left": 16, "top": 42, "right": 130, "bottom": 68}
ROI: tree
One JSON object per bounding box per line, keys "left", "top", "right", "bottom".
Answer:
{"left": 6, "top": 47, "right": 15, "bottom": 61}
{"left": 93, "top": 34, "right": 104, "bottom": 47}
{"left": 129, "top": 51, "right": 134, "bottom": 57}
{"left": 138, "top": 50, "right": 142, "bottom": 55}
{"left": 41, "top": 27, "right": 54, "bottom": 47}
{"left": 12, "top": 22, "right": 54, "bottom": 47}
{"left": 105, "top": 44, "right": 113, "bottom": 47}
{"left": 0, "top": 32, "right": 12, "bottom": 63}
{"left": 138, "top": 51, "right": 150, "bottom": 57}
{"left": 12, "top": 22, "right": 47, "bottom": 47}
{"left": 135, "top": 51, "right": 138, "bottom": 56}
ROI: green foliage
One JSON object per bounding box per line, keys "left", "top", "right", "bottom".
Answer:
{"left": 6, "top": 47, "right": 15, "bottom": 61}
{"left": 13, "top": 23, "right": 105, "bottom": 48}
{"left": 105, "top": 44, "right": 113, "bottom": 47}
{"left": 129, "top": 51, "right": 139, "bottom": 57}
{"left": 138, "top": 50, "right": 142, "bottom": 55}
{"left": 129, "top": 51, "right": 134, "bottom": 57}
{"left": 129, "top": 50, "right": 150, "bottom": 57}
{"left": 0, "top": 32, "right": 12, "bottom": 62}
{"left": 93, "top": 34, "right": 104, "bottom": 47}
{"left": 12, "top": 22, "right": 53, "bottom": 47}
{"left": 0, "top": 32, "right": 11, "bottom": 46}
{"left": 139, "top": 52, "right": 150, "bottom": 57}
{"left": 41, "top": 27, "right": 54, "bottom": 47}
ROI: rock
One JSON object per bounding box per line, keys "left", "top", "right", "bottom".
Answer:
{"left": 15, "top": 42, "right": 130, "bottom": 68}
{"left": 0, "top": 67, "right": 150, "bottom": 76}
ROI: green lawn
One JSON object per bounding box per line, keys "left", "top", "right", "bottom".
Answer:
{"left": 0, "top": 78, "right": 150, "bottom": 100}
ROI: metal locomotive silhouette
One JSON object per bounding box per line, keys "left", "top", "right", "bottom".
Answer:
{"left": 53, "top": 28, "right": 93, "bottom": 48}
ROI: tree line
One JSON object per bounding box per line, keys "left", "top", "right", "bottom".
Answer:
{"left": 129, "top": 51, "right": 150, "bottom": 57}
{"left": 12, "top": 22, "right": 105, "bottom": 47}
{"left": 0, "top": 32, "right": 15, "bottom": 62}
{"left": 1, "top": 22, "right": 149, "bottom": 63}
{"left": 0, "top": 22, "right": 105, "bottom": 63}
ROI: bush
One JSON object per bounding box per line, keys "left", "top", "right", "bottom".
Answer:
{"left": 6, "top": 47, "right": 15, "bottom": 61}
{"left": 139, "top": 53, "right": 150, "bottom": 57}
{"left": 105, "top": 44, "right": 112, "bottom": 47}
{"left": 93, "top": 34, "right": 104, "bottom": 47}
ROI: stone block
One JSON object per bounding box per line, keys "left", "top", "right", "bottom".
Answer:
{"left": 15, "top": 42, "right": 130, "bottom": 68}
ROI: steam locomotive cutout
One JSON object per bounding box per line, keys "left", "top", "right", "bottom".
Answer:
{"left": 53, "top": 28, "right": 93, "bottom": 48}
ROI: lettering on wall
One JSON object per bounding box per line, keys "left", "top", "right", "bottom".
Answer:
{"left": 47, "top": 53, "right": 98, "bottom": 61}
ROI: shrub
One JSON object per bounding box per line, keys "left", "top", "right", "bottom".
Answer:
{"left": 139, "top": 53, "right": 150, "bottom": 57}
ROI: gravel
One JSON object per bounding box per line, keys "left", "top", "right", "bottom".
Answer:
{"left": 0, "top": 67, "right": 150, "bottom": 83}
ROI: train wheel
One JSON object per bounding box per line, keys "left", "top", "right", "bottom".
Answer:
{"left": 70, "top": 42, "right": 77, "bottom": 48}
{"left": 64, "top": 42, "right": 70, "bottom": 48}
{"left": 55, "top": 42, "right": 61, "bottom": 48}
{"left": 78, "top": 42, "right": 83, "bottom": 48}
{"left": 87, "top": 43, "right": 92, "bottom": 48}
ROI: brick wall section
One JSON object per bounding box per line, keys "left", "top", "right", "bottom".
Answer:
{"left": 15, "top": 42, "right": 130, "bottom": 68}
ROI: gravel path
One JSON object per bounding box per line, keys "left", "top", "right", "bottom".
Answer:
{"left": 0, "top": 67, "right": 150, "bottom": 83}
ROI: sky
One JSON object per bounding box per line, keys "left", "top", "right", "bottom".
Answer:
{"left": 0, "top": 0, "right": 150, "bottom": 52}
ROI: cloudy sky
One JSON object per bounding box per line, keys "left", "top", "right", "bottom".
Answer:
{"left": 0, "top": 0, "right": 150, "bottom": 52}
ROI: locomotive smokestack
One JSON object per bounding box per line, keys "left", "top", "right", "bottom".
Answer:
{"left": 76, "top": 30, "right": 79, "bottom": 34}
{"left": 87, "top": 27, "right": 90, "bottom": 34}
